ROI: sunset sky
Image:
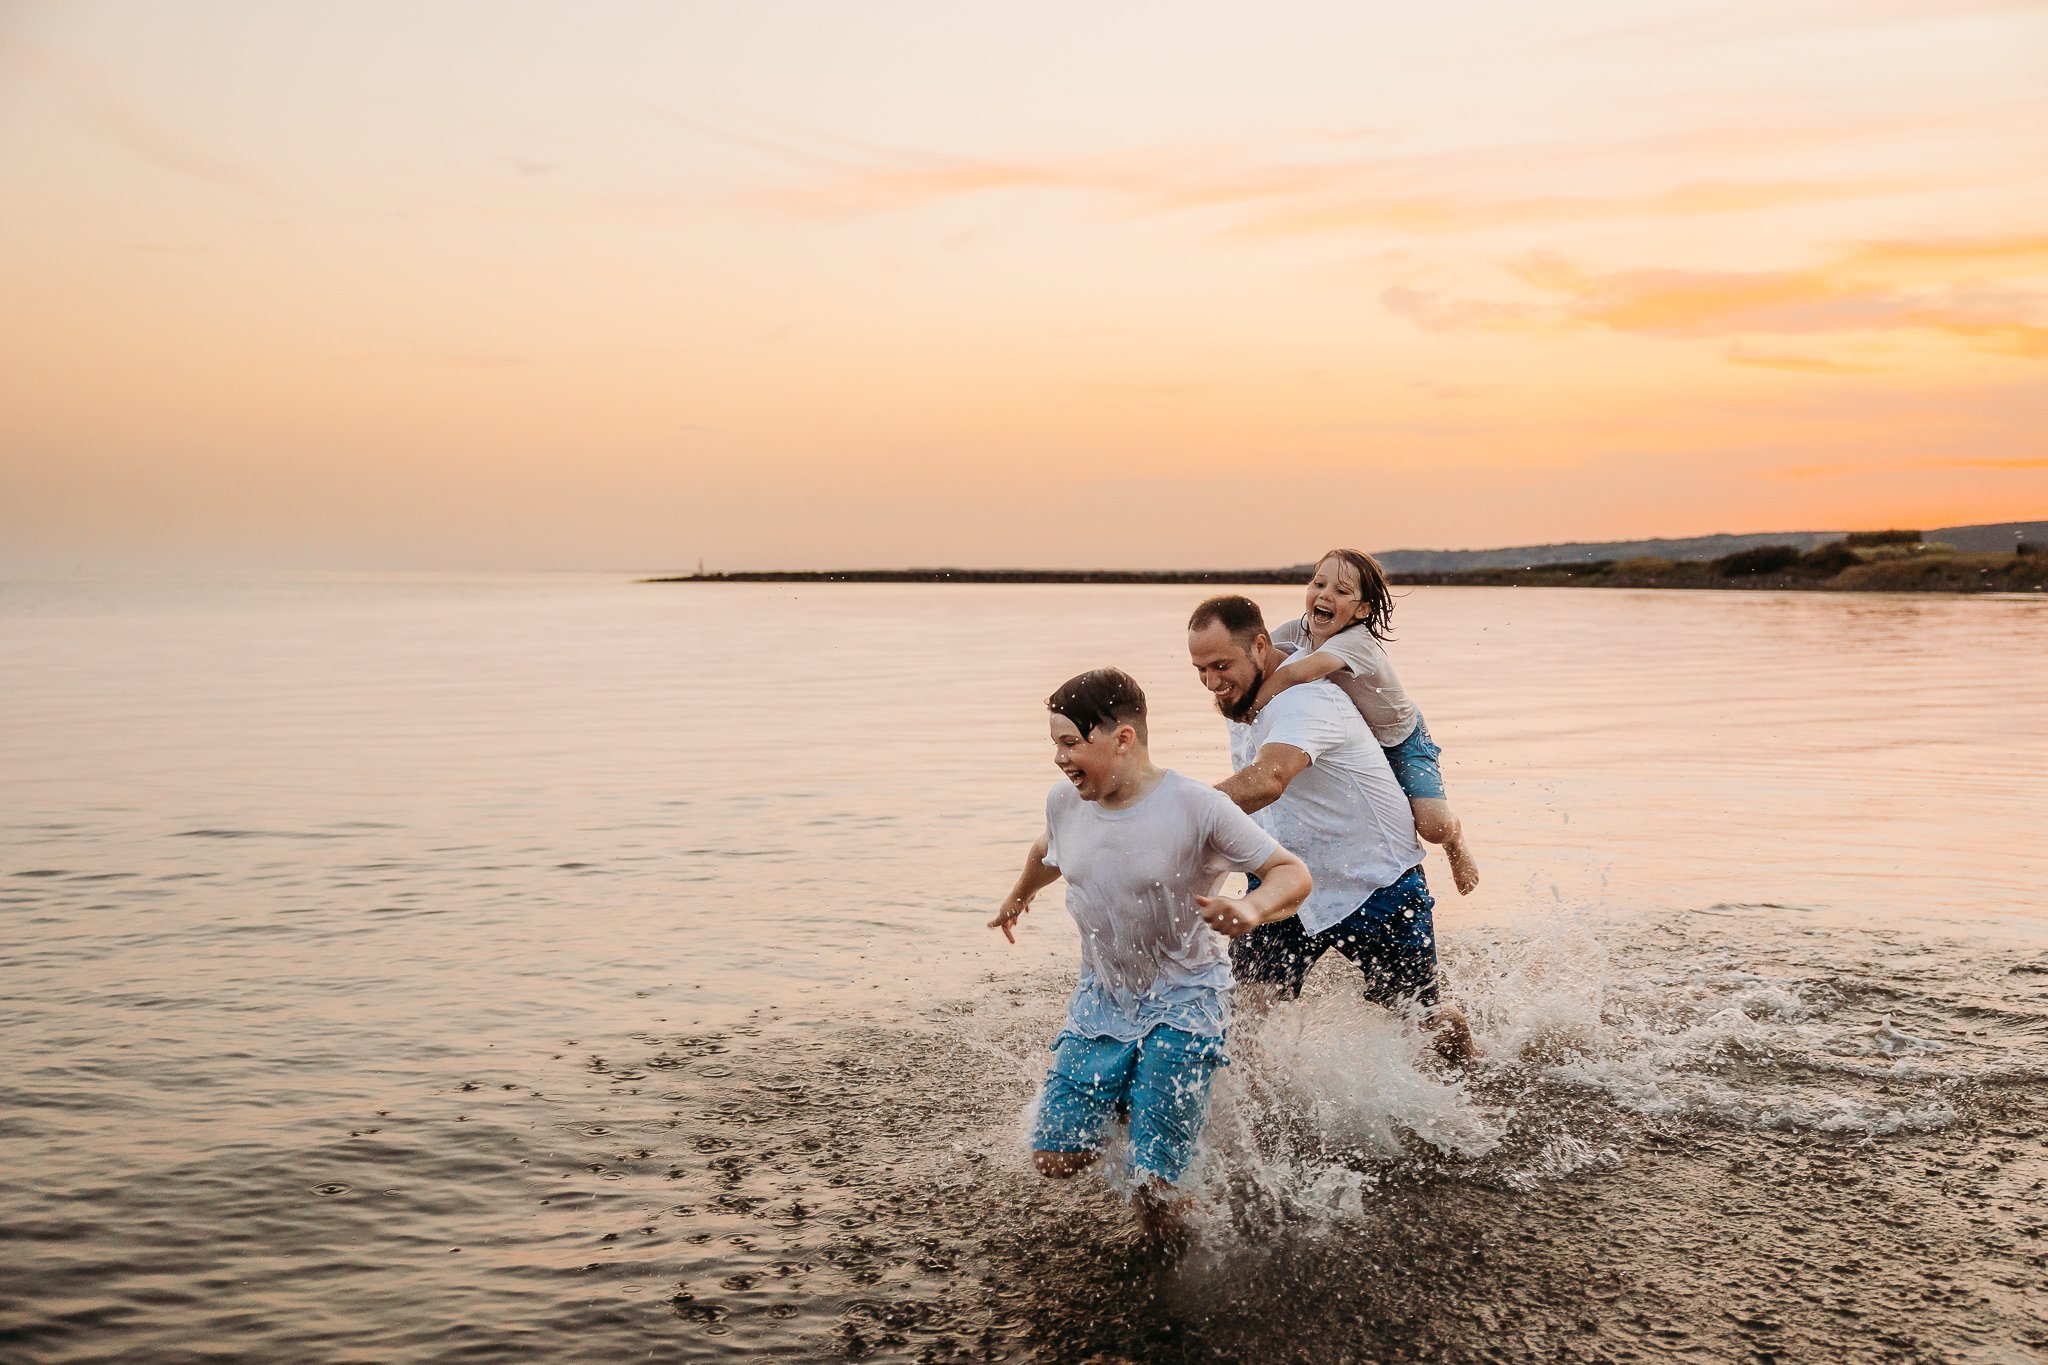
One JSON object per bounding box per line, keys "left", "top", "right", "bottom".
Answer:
{"left": 2, "top": 0, "right": 2044, "bottom": 570}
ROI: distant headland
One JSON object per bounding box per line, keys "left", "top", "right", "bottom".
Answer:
{"left": 647, "top": 519, "right": 2047, "bottom": 593}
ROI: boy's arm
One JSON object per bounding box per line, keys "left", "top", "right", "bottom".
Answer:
{"left": 1249, "top": 651, "right": 1347, "bottom": 715}
{"left": 1197, "top": 846, "right": 1311, "bottom": 938}
{"left": 988, "top": 835, "right": 1061, "bottom": 944}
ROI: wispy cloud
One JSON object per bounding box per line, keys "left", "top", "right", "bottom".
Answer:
{"left": 1929, "top": 456, "right": 2048, "bottom": 469}
{"left": 652, "top": 105, "right": 1947, "bottom": 238}
{"left": 1515, "top": 255, "right": 1920, "bottom": 335}
{"left": 1591, "top": 0, "right": 2048, "bottom": 55}
{"left": 1379, "top": 233, "right": 2048, "bottom": 361}
{"left": 1226, "top": 178, "right": 1919, "bottom": 239}
{"left": 0, "top": 38, "right": 281, "bottom": 201}
{"left": 1910, "top": 316, "right": 2048, "bottom": 358}
{"left": 1765, "top": 449, "right": 2048, "bottom": 480}
{"left": 1381, "top": 286, "right": 1541, "bottom": 333}
{"left": 1765, "top": 462, "right": 1869, "bottom": 480}
{"left": 1727, "top": 346, "right": 1882, "bottom": 374}
{"left": 115, "top": 240, "right": 215, "bottom": 255}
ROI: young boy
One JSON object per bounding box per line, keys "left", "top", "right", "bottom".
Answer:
{"left": 988, "top": 667, "right": 1311, "bottom": 1246}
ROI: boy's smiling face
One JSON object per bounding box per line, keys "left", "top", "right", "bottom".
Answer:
{"left": 1048, "top": 712, "right": 1125, "bottom": 803}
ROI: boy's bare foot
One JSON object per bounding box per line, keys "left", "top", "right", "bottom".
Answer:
{"left": 1133, "top": 1181, "right": 1192, "bottom": 1255}
{"left": 1446, "top": 837, "right": 1480, "bottom": 895}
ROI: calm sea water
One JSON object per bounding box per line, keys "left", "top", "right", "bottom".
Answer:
{"left": 3, "top": 575, "right": 2044, "bottom": 1363}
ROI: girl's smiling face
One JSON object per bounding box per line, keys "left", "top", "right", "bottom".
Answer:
{"left": 1304, "top": 555, "right": 1369, "bottom": 645}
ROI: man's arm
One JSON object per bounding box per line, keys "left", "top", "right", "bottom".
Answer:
{"left": 988, "top": 834, "right": 1061, "bottom": 943}
{"left": 1249, "top": 651, "right": 1346, "bottom": 716}
{"left": 1216, "top": 742, "right": 1312, "bottom": 815}
{"left": 1197, "top": 845, "right": 1312, "bottom": 938}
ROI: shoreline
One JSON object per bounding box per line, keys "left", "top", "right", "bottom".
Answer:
{"left": 643, "top": 568, "right": 1309, "bottom": 585}
{"left": 645, "top": 552, "right": 2046, "bottom": 594}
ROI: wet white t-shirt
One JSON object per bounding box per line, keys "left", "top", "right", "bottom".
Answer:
{"left": 1269, "top": 616, "right": 1419, "bottom": 746}
{"left": 1042, "top": 769, "right": 1278, "bottom": 1041}
{"left": 1228, "top": 681, "right": 1426, "bottom": 935}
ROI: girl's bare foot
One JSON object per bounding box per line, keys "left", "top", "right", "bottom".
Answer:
{"left": 1410, "top": 799, "right": 1479, "bottom": 894}
{"left": 1446, "top": 836, "right": 1480, "bottom": 895}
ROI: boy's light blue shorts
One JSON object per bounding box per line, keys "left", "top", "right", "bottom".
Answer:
{"left": 1030, "top": 1025, "right": 1227, "bottom": 1185}
{"left": 1384, "top": 716, "right": 1446, "bottom": 802}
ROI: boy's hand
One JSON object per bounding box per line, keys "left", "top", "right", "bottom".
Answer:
{"left": 1195, "top": 893, "right": 1260, "bottom": 938}
{"left": 988, "top": 896, "right": 1032, "bottom": 943}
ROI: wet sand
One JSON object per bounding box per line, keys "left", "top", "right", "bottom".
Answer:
{"left": 544, "top": 916, "right": 2048, "bottom": 1363}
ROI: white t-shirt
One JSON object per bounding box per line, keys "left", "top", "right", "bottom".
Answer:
{"left": 1042, "top": 769, "right": 1279, "bottom": 1041}
{"left": 1269, "top": 616, "right": 1419, "bottom": 746}
{"left": 1228, "top": 680, "right": 1426, "bottom": 935}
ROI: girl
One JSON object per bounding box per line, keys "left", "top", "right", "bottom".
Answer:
{"left": 1253, "top": 548, "right": 1480, "bottom": 894}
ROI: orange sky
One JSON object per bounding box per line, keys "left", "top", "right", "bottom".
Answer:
{"left": 2, "top": 0, "right": 2044, "bottom": 570}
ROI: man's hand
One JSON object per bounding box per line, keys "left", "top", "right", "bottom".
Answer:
{"left": 988, "top": 895, "right": 1032, "bottom": 943}
{"left": 1195, "top": 893, "right": 1261, "bottom": 938}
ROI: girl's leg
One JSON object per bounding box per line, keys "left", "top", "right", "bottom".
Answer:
{"left": 1387, "top": 720, "right": 1480, "bottom": 895}
{"left": 1410, "top": 797, "right": 1480, "bottom": 895}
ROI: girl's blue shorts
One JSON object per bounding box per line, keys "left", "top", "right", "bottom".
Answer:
{"left": 1029, "top": 1024, "right": 1226, "bottom": 1185}
{"left": 1384, "top": 716, "right": 1446, "bottom": 802}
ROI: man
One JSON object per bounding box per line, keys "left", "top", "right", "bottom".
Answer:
{"left": 1187, "top": 595, "right": 1471, "bottom": 1057}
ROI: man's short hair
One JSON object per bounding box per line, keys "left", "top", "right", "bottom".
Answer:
{"left": 1188, "top": 594, "right": 1268, "bottom": 651}
{"left": 1046, "top": 668, "right": 1148, "bottom": 742}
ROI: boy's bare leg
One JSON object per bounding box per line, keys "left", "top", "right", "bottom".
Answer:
{"left": 1411, "top": 797, "right": 1480, "bottom": 895}
{"left": 1033, "top": 1150, "right": 1098, "bottom": 1178}
{"left": 1132, "top": 1178, "right": 1193, "bottom": 1254}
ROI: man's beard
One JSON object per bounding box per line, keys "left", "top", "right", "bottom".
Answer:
{"left": 1215, "top": 662, "right": 1265, "bottom": 724}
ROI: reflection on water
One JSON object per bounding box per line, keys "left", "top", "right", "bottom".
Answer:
{"left": 1, "top": 576, "right": 2044, "bottom": 1361}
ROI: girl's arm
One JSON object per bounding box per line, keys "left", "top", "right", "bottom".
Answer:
{"left": 988, "top": 835, "right": 1060, "bottom": 943}
{"left": 1249, "top": 650, "right": 1348, "bottom": 715}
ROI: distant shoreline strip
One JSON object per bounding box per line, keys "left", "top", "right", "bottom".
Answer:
{"left": 645, "top": 556, "right": 2045, "bottom": 593}
{"left": 642, "top": 569, "right": 1306, "bottom": 584}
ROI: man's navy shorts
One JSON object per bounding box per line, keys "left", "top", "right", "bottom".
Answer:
{"left": 1231, "top": 865, "right": 1439, "bottom": 1007}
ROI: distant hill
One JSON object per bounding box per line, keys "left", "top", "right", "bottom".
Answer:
{"left": 1370, "top": 520, "right": 2046, "bottom": 573}
{"left": 1922, "top": 520, "right": 2048, "bottom": 554}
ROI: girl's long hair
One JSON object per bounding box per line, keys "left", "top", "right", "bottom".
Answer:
{"left": 1318, "top": 548, "right": 1396, "bottom": 642}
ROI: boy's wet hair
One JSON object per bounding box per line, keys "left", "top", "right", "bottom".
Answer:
{"left": 1046, "top": 668, "right": 1148, "bottom": 743}
{"left": 1187, "top": 594, "right": 1268, "bottom": 650}
{"left": 1317, "top": 548, "right": 1396, "bottom": 642}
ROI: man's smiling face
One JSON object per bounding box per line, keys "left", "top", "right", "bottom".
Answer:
{"left": 1187, "top": 620, "right": 1264, "bottom": 722}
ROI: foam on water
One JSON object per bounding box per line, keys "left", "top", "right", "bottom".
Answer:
{"left": 978, "top": 906, "right": 2042, "bottom": 1266}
